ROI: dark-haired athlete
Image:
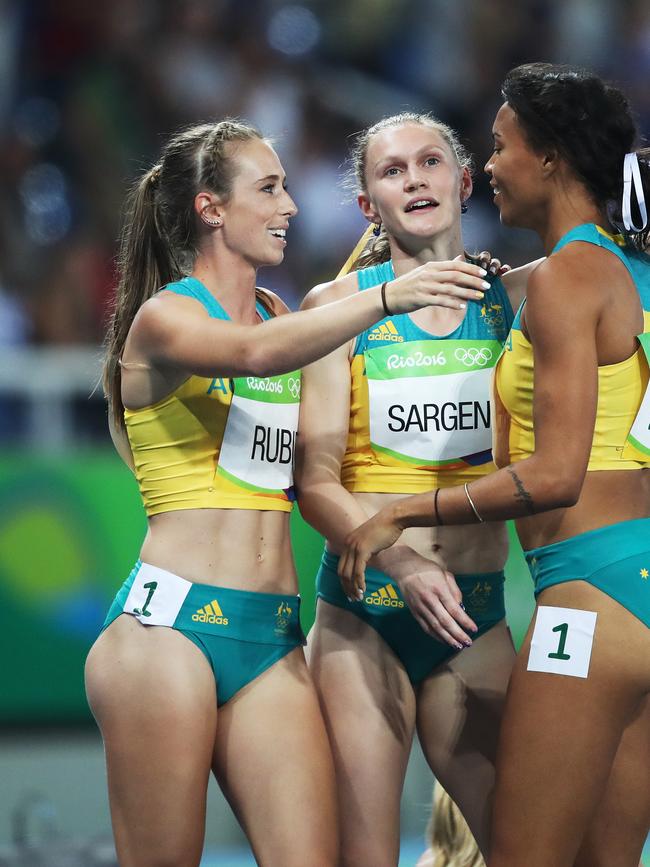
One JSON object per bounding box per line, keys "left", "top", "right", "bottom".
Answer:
{"left": 340, "top": 64, "right": 650, "bottom": 867}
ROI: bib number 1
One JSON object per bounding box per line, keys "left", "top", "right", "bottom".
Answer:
{"left": 527, "top": 606, "right": 597, "bottom": 678}
{"left": 548, "top": 622, "right": 571, "bottom": 660}
{"left": 133, "top": 581, "right": 158, "bottom": 618}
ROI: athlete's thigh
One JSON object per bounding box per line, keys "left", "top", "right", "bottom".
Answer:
{"left": 574, "top": 693, "right": 650, "bottom": 867}
{"left": 309, "top": 600, "right": 416, "bottom": 867}
{"left": 490, "top": 582, "right": 650, "bottom": 867}
{"left": 212, "top": 647, "right": 338, "bottom": 867}
{"left": 85, "top": 614, "right": 218, "bottom": 867}
{"left": 416, "top": 620, "right": 514, "bottom": 856}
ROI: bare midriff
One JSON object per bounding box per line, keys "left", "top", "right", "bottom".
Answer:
{"left": 140, "top": 508, "right": 297, "bottom": 593}
{"left": 515, "top": 468, "right": 650, "bottom": 552}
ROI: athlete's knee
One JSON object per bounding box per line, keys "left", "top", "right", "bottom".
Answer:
{"left": 259, "top": 843, "right": 338, "bottom": 867}
{"left": 339, "top": 841, "right": 397, "bottom": 867}
{"left": 115, "top": 832, "right": 204, "bottom": 867}
{"left": 116, "top": 846, "right": 201, "bottom": 867}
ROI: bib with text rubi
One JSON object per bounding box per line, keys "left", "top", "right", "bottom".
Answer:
{"left": 216, "top": 371, "right": 301, "bottom": 496}
{"left": 365, "top": 339, "right": 500, "bottom": 469}
{"left": 624, "top": 330, "right": 650, "bottom": 461}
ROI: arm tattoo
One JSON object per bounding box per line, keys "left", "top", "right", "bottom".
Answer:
{"left": 507, "top": 468, "right": 536, "bottom": 515}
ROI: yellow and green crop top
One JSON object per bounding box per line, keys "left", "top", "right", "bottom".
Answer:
{"left": 494, "top": 224, "right": 650, "bottom": 470}
{"left": 341, "top": 260, "right": 514, "bottom": 492}
{"left": 124, "top": 277, "right": 300, "bottom": 516}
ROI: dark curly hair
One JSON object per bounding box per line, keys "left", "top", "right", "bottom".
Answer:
{"left": 502, "top": 63, "right": 648, "bottom": 250}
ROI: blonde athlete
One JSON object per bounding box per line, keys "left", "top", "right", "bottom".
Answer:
{"left": 417, "top": 784, "right": 486, "bottom": 867}
{"left": 83, "top": 120, "right": 490, "bottom": 867}
{"left": 296, "top": 113, "right": 536, "bottom": 866}
{"left": 340, "top": 66, "right": 650, "bottom": 867}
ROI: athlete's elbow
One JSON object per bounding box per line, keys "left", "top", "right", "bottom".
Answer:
{"left": 238, "top": 343, "right": 280, "bottom": 378}
{"left": 295, "top": 487, "right": 318, "bottom": 522}
{"left": 545, "top": 486, "right": 580, "bottom": 510}
{"left": 537, "top": 469, "right": 583, "bottom": 510}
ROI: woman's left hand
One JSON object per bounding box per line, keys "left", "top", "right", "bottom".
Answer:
{"left": 338, "top": 507, "right": 403, "bottom": 599}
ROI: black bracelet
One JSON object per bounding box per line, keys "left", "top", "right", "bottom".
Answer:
{"left": 380, "top": 281, "right": 392, "bottom": 317}
{"left": 434, "top": 487, "right": 444, "bottom": 526}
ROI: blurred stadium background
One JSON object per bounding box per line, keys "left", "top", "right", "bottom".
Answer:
{"left": 0, "top": 0, "right": 648, "bottom": 864}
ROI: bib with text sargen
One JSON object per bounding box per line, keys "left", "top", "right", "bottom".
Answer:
{"left": 365, "top": 339, "right": 500, "bottom": 468}
{"left": 216, "top": 371, "right": 300, "bottom": 494}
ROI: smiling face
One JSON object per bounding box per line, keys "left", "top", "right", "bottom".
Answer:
{"left": 210, "top": 138, "right": 297, "bottom": 267}
{"left": 485, "top": 103, "right": 548, "bottom": 229}
{"left": 358, "top": 123, "right": 471, "bottom": 248}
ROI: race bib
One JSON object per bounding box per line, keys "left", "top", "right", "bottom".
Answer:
{"left": 217, "top": 372, "right": 300, "bottom": 493}
{"left": 123, "top": 563, "right": 192, "bottom": 626}
{"left": 527, "top": 605, "right": 597, "bottom": 679}
{"left": 365, "top": 339, "right": 500, "bottom": 466}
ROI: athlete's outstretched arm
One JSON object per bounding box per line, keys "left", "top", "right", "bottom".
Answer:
{"left": 126, "top": 259, "right": 490, "bottom": 381}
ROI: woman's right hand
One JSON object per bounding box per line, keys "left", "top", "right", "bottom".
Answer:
{"left": 374, "top": 545, "right": 479, "bottom": 648}
{"left": 384, "top": 257, "right": 490, "bottom": 314}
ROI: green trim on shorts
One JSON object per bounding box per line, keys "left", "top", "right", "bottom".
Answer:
{"left": 524, "top": 518, "right": 650, "bottom": 628}
{"left": 102, "top": 561, "right": 305, "bottom": 705}
{"left": 316, "top": 550, "right": 505, "bottom": 684}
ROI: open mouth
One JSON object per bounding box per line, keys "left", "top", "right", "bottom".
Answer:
{"left": 269, "top": 228, "right": 287, "bottom": 239}
{"left": 405, "top": 198, "right": 438, "bottom": 213}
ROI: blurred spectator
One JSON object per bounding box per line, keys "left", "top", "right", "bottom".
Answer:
{"left": 0, "top": 0, "right": 644, "bottom": 348}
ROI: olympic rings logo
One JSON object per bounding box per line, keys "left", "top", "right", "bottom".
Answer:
{"left": 287, "top": 377, "right": 301, "bottom": 400}
{"left": 454, "top": 347, "right": 493, "bottom": 367}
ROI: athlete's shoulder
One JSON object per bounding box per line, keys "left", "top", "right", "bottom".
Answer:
{"left": 526, "top": 245, "right": 611, "bottom": 322}
{"left": 300, "top": 271, "right": 359, "bottom": 310}
{"left": 499, "top": 258, "right": 544, "bottom": 310}
{"left": 134, "top": 290, "right": 208, "bottom": 336}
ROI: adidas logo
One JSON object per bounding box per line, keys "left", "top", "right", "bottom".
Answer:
{"left": 368, "top": 320, "right": 404, "bottom": 342}
{"left": 192, "top": 600, "right": 229, "bottom": 625}
{"left": 364, "top": 583, "right": 405, "bottom": 608}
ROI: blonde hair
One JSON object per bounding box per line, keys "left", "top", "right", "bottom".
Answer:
{"left": 426, "top": 784, "right": 485, "bottom": 867}
{"left": 347, "top": 113, "right": 474, "bottom": 271}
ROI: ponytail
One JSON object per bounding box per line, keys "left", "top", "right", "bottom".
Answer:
{"left": 103, "top": 165, "right": 179, "bottom": 428}
{"left": 349, "top": 226, "right": 392, "bottom": 271}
